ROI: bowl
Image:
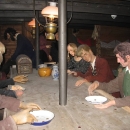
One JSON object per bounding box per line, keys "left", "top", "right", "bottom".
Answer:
{"left": 38, "top": 67, "right": 52, "bottom": 77}
{"left": 30, "top": 110, "right": 54, "bottom": 126}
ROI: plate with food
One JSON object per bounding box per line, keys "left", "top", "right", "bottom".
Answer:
{"left": 30, "top": 110, "right": 54, "bottom": 126}
{"left": 85, "top": 96, "right": 107, "bottom": 104}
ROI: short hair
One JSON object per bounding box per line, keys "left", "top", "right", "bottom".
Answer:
{"left": 114, "top": 42, "right": 130, "bottom": 61}
{"left": 4, "top": 28, "right": 17, "bottom": 40}
{"left": 76, "top": 44, "right": 91, "bottom": 57}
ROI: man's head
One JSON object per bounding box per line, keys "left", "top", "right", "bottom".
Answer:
{"left": 114, "top": 42, "right": 130, "bottom": 67}
{"left": 4, "top": 28, "right": 17, "bottom": 41}
{"left": 76, "top": 44, "right": 94, "bottom": 62}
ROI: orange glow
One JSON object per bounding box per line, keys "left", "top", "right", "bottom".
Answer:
{"left": 28, "top": 18, "right": 35, "bottom": 27}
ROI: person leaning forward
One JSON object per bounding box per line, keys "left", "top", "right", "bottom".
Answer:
{"left": 88, "top": 42, "right": 130, "bottom": 109}
{"left": 1, "top": 27, "right": 36, "bottom": 75}
{"left": 71, "top": 44, "right": 114, "bottom": 87}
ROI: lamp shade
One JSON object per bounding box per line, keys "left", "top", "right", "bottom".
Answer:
{"left": 41, "top": 2, "right": 58, "bottom": 18}
{"left": 28, "top": 18, "right": 35, "bottom": 27}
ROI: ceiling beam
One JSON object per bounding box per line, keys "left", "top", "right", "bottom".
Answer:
{"left": 68, "top": 19, "right": 130, "bottom": 28}
{"left": 67, "top": 2, "right": 130, "bottom": 16}
{"left": 0, "top": 1, "right": 130, "bottom": 16}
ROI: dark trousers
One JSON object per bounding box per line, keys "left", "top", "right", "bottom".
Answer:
{"left": 0, "top": 78, "right": 17, "bottom": 98}
{"left": 39, "top": 50, "right": 49, "bottom": 63}
{"left": 1, "top": 59, "right": 16, "bottom": 75}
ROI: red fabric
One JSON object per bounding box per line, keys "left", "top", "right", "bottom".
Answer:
{"left": 77, "top": 38, "right": 93, "bottom": 46}
{"left": 39, "top": 35, "right": 49, "bottom": 57}
{"left": 0, "top": 72, "right": 7, "bottom": 81}
{"left": 77, "top": 56, "right": 114, "bottom": 83}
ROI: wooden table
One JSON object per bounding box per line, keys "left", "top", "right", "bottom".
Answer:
{"left": 7, "top": 69, "right": 130, "bottom": 130}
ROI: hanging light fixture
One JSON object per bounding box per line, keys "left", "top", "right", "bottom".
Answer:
{"left": 41, "top": 2, "right": 58, "bottom": 40}
{"left": 41, "top": 2, "right": 58, "bottom": 18}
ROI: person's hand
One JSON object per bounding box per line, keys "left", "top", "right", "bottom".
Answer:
{"left": 71, "top": 71, "right": 77, "bottom": 76}
{"left": 15, "top": 90, "right": 23, "bottom": 97}
{"left": 67, "top": 70, "right": 73, "bottom": 75}
{"left": 19, "top": 102, "right": 41, "bottom": 110}
{"left": 94, "top": 100, "right": 115, "bottom": 109}
{"left": 13, "top": 75, "right": 28, "bottom": 83}
{"left": 46, "top": 45, "right": 51, "bottom": 48}
{"left": 88, "top": 81, "right": 99, "bottom": 95}
{"left": 48, "top": 55, "right": 52, "bottom": 61}
{"left": 75, "top": 79, "right": 87, "bottom": 87}
{"left": 12, "top": 108, "right": 37, "bottom": 125}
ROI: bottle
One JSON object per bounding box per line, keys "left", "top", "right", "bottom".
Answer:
{"left": 52, "top": 65, "right": 59, "bottom": 80}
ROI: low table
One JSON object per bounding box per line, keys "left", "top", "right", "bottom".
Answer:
{"left": 4, "top": 69, "right": 130, "bottom": 130}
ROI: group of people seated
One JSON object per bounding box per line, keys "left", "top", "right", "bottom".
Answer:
{"left": 0, "top": 27, "right": 130, "bottom": 129}
{"left": 67, "top": 41, "right": 130, "bottom": 109}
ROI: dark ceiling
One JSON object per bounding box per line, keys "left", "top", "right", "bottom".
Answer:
{"left": 0, "top": 0, "right": 130, "bottom": 28}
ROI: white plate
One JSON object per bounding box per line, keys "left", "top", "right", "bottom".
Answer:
{"left": 85, "top": 96, "right": 107, "bottom": 104}
{"left": 30, "top": 110, "right": 54, "bottom": 126}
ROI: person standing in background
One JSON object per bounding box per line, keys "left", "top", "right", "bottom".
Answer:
{"left": 39, "top": 30, "right": 51, "bottom": 63}
{"left": 2, "top": 27, "right": 36, "bottom": 75}
{"left": 49, "top": 32, "right": 59, "bottom": 63}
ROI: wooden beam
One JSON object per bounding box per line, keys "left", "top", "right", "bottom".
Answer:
{"left": 0, "top": 11, "right": 130, "bottom": 24}
{"left": 0, "top": 1, "right": 130, "bottom": 16}
{"left": 67, "top": 2, "right": 130, "bottom": 16}
{"left": 68, "top": 19, "right": 130, "bottom": 28}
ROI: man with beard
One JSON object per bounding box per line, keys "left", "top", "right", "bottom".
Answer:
{"left": 1, "top": 28, "right": 36, "bottom": 75}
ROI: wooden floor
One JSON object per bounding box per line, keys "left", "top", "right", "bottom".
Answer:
{"left": 6, "top": 69, "right": 130, "bottom": 130}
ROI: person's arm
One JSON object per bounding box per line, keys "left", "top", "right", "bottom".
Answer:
{"left": 75, "top": 59, "right": 90, "bottom": 74}
{"left": 68, "top": 59, "right": 90, "bottom": 74}
{"left": 50, "top": 41, "right": 58, "bottom": 62}
{"left": 97, "top": 72, "right": 124, "bottom": 94}
{"left": 94, "top": 100, "right": 116, "bottom": 109}
{"left": 0, "top": 78, "right": 14, "bottom": 89}
{"left": 94, "top": 96, "right": 130, "bottom": 109}
{"left": 39, "top": 35, "right": 47, "bottom": 49}
{"left": 0, "top": 107, "right": 39, "bottom": 130}
{"left": 0, "top": 95, "right": 20, "bottom": 111}
{"left": 114, "top": 96, "right": 130, "bottom": 107}
{"left": 0, "top": 116, "right": 17, "bottom": 130}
